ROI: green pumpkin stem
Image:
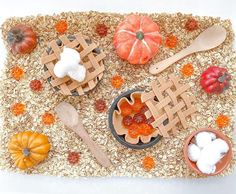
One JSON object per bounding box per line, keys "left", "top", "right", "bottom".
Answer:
{"left": 7, "top": 30, "right": 23, "bottom": 44}
{"left": 23, "top": 148, "right": 30, "bottom": 157}
{"left": 218, "top": 72, "right": 228, "bottom": 83}
{"left": 136, "top": 31, "right": 144, "bottom": 40}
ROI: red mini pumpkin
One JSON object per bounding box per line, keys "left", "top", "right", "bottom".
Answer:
{"left": 200, "top": 66, "right": 231, "bottom": 94}
{"left": 7, "top": 24, "right": 37, "bottom": 55}
{"left": 113, "top": 14, "right": 162, "bottom": 65}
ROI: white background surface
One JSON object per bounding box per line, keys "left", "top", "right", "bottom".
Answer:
{"left": 0, "top": 0, "right": 235, "bottom": 194}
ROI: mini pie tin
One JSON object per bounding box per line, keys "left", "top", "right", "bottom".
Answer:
{"left": 108, "top": 89, "right": 162, "bottom": 149}
{"left": 43, "top": 35, "right": 103, "bottom": 96}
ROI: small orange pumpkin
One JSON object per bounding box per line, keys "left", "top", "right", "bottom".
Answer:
{"left": 7, "top": 24, "right": 37, "bottom": 55}
{"left": 8, "top": 131, "right": 50, "bottom": 170}
{"left": 113, "top": 14, "right": 162, "bottom": 65}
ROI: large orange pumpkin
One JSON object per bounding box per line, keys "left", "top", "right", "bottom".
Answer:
{"left": 113, "top": 14, "right": 162, "bottom": 65}
{"left": 8, "top": 131, "right": 50, "bottom": 170}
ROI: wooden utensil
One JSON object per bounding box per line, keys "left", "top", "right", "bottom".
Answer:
{"left": 55, "top": 102, "right": 112, "bottom": 168}
{"left": 149, "top": 25, "right": 227, "bottom": 75}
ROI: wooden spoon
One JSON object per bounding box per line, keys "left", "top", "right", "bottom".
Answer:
{"left": 149, "top": 25, "right": 227, "bottom": 75}
{"left": 55, "top": 102, "right": 112, "bottom": 168}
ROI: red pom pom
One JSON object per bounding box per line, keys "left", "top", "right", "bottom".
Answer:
{"left": 30, "top": 79, "right": 43, "bottom": 92}
{"left": 96, "top": 24, "right": 108, "bottom": 37}
{"left": 67, "top": 151, "right": 80, "bottom": 165}
{"left": 122, "top": 115, "right": 133, "bottom": 127}
{"left": 185, "top": 18, "right": 198, "bottom": 31}
{"left": 94, "top": 99, "right": 107, "bottom": 112}
{"left": 133, "top": 113, "right": 146, "bottom": 123}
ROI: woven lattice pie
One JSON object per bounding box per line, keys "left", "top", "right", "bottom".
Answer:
{"left": 141, "top": 74, "right": 197, "bottom": 137}
{"left": 41, "top": 33, "right": 105, "bottom": 96}
{"left": 113, "top": 92, "right": 159, "bottom": 144}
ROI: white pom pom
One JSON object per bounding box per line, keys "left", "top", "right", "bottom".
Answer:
{"left": 188, "top": 144, "right": 201, "bottom": 162}
{"left": 190, "top": 132, "right": 229, "bottom": 175}
{"left": 211, "top": 138, "right": 229, "bottom": 154}
{"left": 54, "top": 61, "right": 68, "bottom": 78}
{"left": 61, "top": 47, "right": 81, "bottom": 63}
{"left": 195, "top": 132, "right": 213, "bottom": 148}
{"left": 208, "top": 132, "right": 216, "bottom": 140}
{"left": 199, "top": 143, "right": 222, "bottom": 166}
{"left": 53, "top": 47, "right": 86, "bottom": 83}
{"left": 196, "top": 159, "right": 216, "bottom": 174}
{"left": 67, "top": 65, "right": 86, "bottom": 82}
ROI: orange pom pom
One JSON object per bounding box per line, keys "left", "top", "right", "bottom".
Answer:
{"left": 11, "top": 102, "right": 25, "bottom": 116}
{"left": 181, "top": 63, "right": 194, "bottom": 77}
{"left": 120, "top": 101, "right": 133, "bottom": 116}
{"left": 128, "top": 123, "right": 140, "bottom": 138}
{"left": 132, "top": 97, "right": 144, "bottom": 113}
{"left": 55, "top": 20, "right": 68, "bottom": 34}
{"left": 216, "top": 114, "right": 230, "bottom": 128}
{"left": 42, "top": 112, "right": 55, "bottom": 125}
{"left": 111, "top": 75, "right": 124, "bottom": 89}
{"left": 142, "top": 156, "right": 155, "bottom": 171}
{"left": 10, "top": 66, "right": 24, "bottom": 81}
{"left": 138, "top": 123, "right": 154, "bottom": 136}
{"left": 165, "top": 34, "right": 178, "bottom": 48}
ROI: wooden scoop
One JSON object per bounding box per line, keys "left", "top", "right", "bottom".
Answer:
{"left": 149, "top": 25, "right": 227, "bottom": 75}
{"left": 55, "top": 102, "right": 112, "bottom": 168}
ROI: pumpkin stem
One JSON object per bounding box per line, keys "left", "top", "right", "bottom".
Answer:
{"left": 23, "top": 148, "right": 30, "bottom": 157}
{"left": 218, "top": 72, "right": 228, "bottom": 83}
{"left": 7, "top": 30, "right": 23, "bottom": 44}
{"left": 136, "top": 31, "right": 144, "bottom": 40}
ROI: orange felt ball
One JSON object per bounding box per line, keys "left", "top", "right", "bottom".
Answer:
{"left": 11, "top": 102, "right": 25, "bottom": 116}
{"left": 120, "top": 101, "right": 133, "bottom": 116}
{"left": 11, "top": 66, "right": 24, "bottom": 81}
{"left": 111, "top": 75, "right": 124, "bottom": 89}
{"left": 128, "top": 123, "right": 140, "bottom": 138}
{"left": 132, "top": 98, "right": 144, "bottom": 113}
{"left": 142, "top": 156, "right": 155, "bottom": 171}
{"left": 55, "top": 20, "right": 68, "bottom": 34}
{"left": 42, "top": 112, "right": 55, "bottom": 125}
{"left": 138, "top": 123, "right": 154, "bottom": 136}
{"left": 165, "top": 34, "right": 178, "bottom": 48}
{"left": 181, "top": 63, "right": 194, "bottom": 77}
{"left": 216, "top": 114, "right": 230, "bottom": 128}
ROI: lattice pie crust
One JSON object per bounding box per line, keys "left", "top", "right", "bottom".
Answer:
{"left": 141, "top": 74, "right": 197, "bottom": 137}
{"left": 41, "top": 33, "right": 105, "bottom": 96}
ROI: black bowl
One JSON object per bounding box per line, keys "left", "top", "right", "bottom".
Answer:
{"left": 108, "top": 89, "right": 162, "bottom": 149}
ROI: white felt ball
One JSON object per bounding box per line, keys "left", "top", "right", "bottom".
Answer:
{"left": 211, "top": 138, "right": 229, "bottom": 154}
{"left": 208, "top": 132, "right": 216, "bottom": 140}
{"left": 54, "top": 61, "right": 68, "bottom": 78}
{"left": 195, "top": 132, "right": 213, "bottom": 149}
{"left": 197, "top": 159, "right": 216, "bottom": 174}
{"left": 199, "top": 143, "right": 222, "bottom": 166}
{"left": 53, "top": 47, "right": 87, "bottom": 83}
{"left": 68, "top": 65, "right": 86, "bottom": 82}
{"left": 61, "top": 47, "right": 81, "bottom": 63}
{"left": 188, "top": 143, "right": 201, "bottom": 162}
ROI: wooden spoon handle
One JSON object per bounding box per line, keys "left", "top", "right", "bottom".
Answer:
{"left": 73, "top": 124, "right": 112, "bottom": 168}
{"left": 149, "top": 46, "right": 194, "bottom": 75}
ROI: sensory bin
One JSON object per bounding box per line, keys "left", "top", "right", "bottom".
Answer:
{"left": 0, "top": 11, "right": 236, "bottom": 178}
